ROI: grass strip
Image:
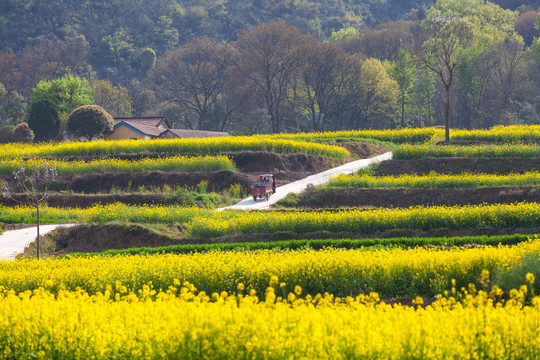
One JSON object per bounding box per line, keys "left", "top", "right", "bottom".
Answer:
{"left": 66, "top": 234, "right": 534, "bottom": 257}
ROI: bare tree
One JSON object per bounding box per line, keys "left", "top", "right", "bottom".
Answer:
{"left": 149, "top": 38, "right": 235, "bottom": 130}
{"left": 409, "top": 16, "right": 473, "bottom": 142}
{"left": 235, "top": 21, "right": 312, "bottom": 133}
{"left": 3, "top": 165, "right": 58, "bottom": 259}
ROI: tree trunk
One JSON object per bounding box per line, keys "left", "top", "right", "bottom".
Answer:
{"left": 444, "top": 84, "right": 451, "bottom": 143}
{"left": 36, "top": 205, "right": 40, "bottom": 260}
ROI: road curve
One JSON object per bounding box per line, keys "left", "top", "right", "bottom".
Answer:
{"left": 0, "top": 224, "right": 76, "bottom": 260}
{"left": 218, "top": 151, "right": 393, "bottom": 211}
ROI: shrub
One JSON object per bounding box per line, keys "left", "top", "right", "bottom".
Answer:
{"left": 12, "top": 122, "right": 34, "bottom": 143}
{"left": 67, "top": 105, "right": 114, "bottom": 140}
{"left": 0, "top": 125, "right": 14, "bottom": 143}
{"left": 27, "top": 99, "right": 60, "bottom": 142}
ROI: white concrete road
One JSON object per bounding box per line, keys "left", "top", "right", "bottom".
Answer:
{"left": 218, "top": 151, "right": 393, "bottom": 211}
{"left": 0, "top": 224, "right": 76, "bottom": 260}
{"left": 0, "top": 151, "right": 392, "bottom": 259}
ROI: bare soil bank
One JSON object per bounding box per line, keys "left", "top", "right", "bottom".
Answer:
{"left": 376, "top": 158, "right": 540, "bottom": 176}
{"left": 291, "top": 186, "right": 540, "bottom": 209}
{"left": 35, "top": 223, "right": 540, "bottom": 257}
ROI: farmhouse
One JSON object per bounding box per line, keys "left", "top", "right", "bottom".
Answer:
{"left": 104, "top": 117, "right": 230, "bottom": 140}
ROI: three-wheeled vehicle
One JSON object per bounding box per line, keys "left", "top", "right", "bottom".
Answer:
{"left": 250, "top": 174, "right": 276, "bottom": 201}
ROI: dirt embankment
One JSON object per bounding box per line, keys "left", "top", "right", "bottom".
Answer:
{"left": 35, "top": 222, "right": 540, "bottom": 257}
{"left": 376, "top": 158, "right": 540, "bottom": 176}
{"left": 291, "top": 186, "right": 540, "bottom": 209}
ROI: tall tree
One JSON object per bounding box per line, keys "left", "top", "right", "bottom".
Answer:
{"left": 149, "top": 38, "right": 236, "bottom": 130}
{"left": 235, "top": 21, "right": 312, "bottom": 133}
{"left": 27, "top": 99, "right": 61, "bottom": 142}
{"left": 390, "top": 50, "right": 417, "bottom": 128}
{"left": 295, "top": 40, "right": 357, "bottom": 131}
{"left": 410, "top": 16, "right": 473, "bottom": 141}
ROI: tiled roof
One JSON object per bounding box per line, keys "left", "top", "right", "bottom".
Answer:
{"left": 162, "top": 129, "right": 230, "bottom": 138}
{"left": 113, "top": 117, "right": 170, "bottom": 128}
{"left": 115, "top": 121, "right": 167, "bottom": 137}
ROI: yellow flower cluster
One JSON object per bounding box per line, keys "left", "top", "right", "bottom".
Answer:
{"left": 2, "top": 201, "right": 540, "bottom": 236}
{"left": 1, "top": 239, "right": 538, "bottom": 297}
{"left": 271, "top": 127, "right": 443, "bottom": 144}
{"left": 0, "top": 279, "right": 537, "bottom": 359}
{"left": 328, "top": 171, "right": 540, "bottom": 189}
{"left": 452, "top": 124, "right": 540, "bottom": 143}
{"left": 0, "top": 155, "right": 236, "bottom": 175}
{"left": 0, "top": 136, "right": 350, "bottom": 159}
{"left": 394, "top": 143, "right": 540, "bottom": 159}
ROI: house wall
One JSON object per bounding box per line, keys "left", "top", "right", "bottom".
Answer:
{"left": 104, "top": 125, "right": 147, "bottom": 140}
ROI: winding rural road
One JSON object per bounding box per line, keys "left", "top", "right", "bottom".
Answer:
{"left": 0, "top": 224, "right": 76, "bottom": 260}
{"left": 218, "top": 151, "right": 393, "bottom": 211}
{"left": 0, "top": 151, "right": 393, "bottom": 259}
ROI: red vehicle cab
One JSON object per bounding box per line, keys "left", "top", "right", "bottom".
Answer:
{"left": 250, "top": 174, "right": 276, "bottom": 201}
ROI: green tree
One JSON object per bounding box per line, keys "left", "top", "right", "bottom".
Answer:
{"left": 92, "top": 79, "right": 133, "bottom": 117}
{"left": 390, "top": 50, "right": 416, "bottom": 128}
{"left": 140, "top": 48, "right": 157, "bottom": 71}
{"left": 351, "top": 58, "right": 399, "bottom": 129}
{"left": 27, "top": 99, "right": 61, "bottom": 142}
{"left": 67, "top": 105, "right": 114, "bottom": 140}
{"left": 0, "top": 83, "right": 26, "bottom": 125}
{"left": 29, "top": 74, "right": 94, "bottom": 120}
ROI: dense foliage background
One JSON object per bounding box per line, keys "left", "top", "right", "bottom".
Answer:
{"left": 2, "top": 0, "right": 540, "bottom": 136}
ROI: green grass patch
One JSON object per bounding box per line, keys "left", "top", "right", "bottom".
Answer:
{"left": 64, "top": 234, "right": 535, "bottom": 257}
{"left": 394, "top": 144, "right": 540, "bottom": 160}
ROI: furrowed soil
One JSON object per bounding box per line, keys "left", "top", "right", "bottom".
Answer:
{"left": 289, "top": 186, "right": 540, "bottom": 209}
{"left": 376, "top": 158, "right": 540, "bottom": 176}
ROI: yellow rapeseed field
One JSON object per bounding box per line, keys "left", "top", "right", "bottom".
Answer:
{"left": 0, "top": 279, "right": 537, "bottom": 359}
{"left": 394, "top": 143, "right": 540, "bottom": 159}
{"left": 452, "top": 124, "right": 540, "bottom": 143}
{"left": 1, "top": 239, "right": 538, "bottom": 297}
{"left": 0, "top": 136, "right": 350, "bottom": 159}
{"left": 2, "top": 202, "right": 540, "bottom": 236}
{"left": 328, "top": 171, "right": 540, "bottom": 189}
{"left": 271, "top": 127, "right": 443, "bottom": 144}
{"left": 0, "top": 155, "right": 236, "bottom": 174}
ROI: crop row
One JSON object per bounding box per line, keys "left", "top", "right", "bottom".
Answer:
{"left": 327, "top": 171, "right": 540, "bottom": 189}
{"left": 452, "top": 125, "right": 540, "bottom": 143}
{"left": 0, "top": 155, "right": 236, "bottom": 175}
{"left": 0, "top": 137, "right": 350, "bottom": 159}
{"left": 394, "top": 143, "right": 540, "bottom": 159}
{"left": 0, "top": 284, "right": 537, "bottom": 359}
{"left": 2, "top": 239, "right": 539, "bottom": 298}
{"left": 2, "top": 202, "right": 540, "bottom": 236}
{"left": 271, "top": 127, "right": 442, "bottom": 144}
{"left": 80, "top": 234, "right": 532, "bottom": 257}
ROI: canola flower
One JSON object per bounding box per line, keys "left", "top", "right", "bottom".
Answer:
{"left": 0, "top": 155, "right": 236, "bottom": 175}
{"left": 0, "top": 136, "right": 350, "bottom": 159}
{"left": 270, "top": 127, "right": 443, "bottom": 144}
{"left": 327, "top": 171, "right": 540, "bottom": 189}
{"left": 452, "top": 124, "right": 540, "bottom": 143}
{"left": 1, "top": 239, "right": 538, "bottom": 298}
{"left": 394, "top": 143, "right": 540, "bottom": 159}
{"left": 0, "top": 280, "right": 538, "bottom": 359}
{"left": 2, "top": 202, "right": 540, "bottom": 235}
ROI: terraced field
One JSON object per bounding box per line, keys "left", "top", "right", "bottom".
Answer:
{"left": 1, "top": 126, "right": 540, "bottom": 359}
